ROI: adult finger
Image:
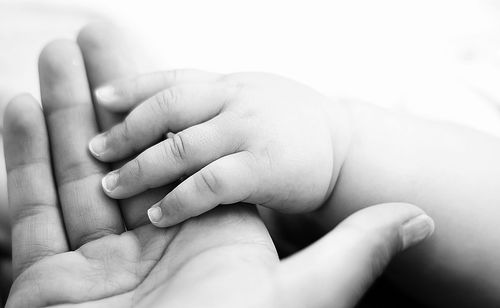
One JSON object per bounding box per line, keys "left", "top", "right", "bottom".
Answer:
{"left": 276, "top": 203, "right": 435, "bottom": 308}
{"left": 102, "top": 114, "right": 243, "bottom": 199}
{"left": 39, "top": 40, "right": 124, "bottom": 249}
{"left": 89, "top": 82, "right": 233, "bottom": 162}
{"left": 77, "top": 23, "right": 169, "bottom": 228}
{"left": 146, "top": 151, "right": 261, "bottom": 227}
{"left": 4, "top": 94, "right": 68, "bottom": 278}
{"left": 95, "top": 69, "right": 221, "bottom": 112}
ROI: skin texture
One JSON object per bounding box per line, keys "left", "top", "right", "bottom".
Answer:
{"left": 88, "top": 54, "right": 500, "bottom": 306}
{"left": 89, "top": 71, "right": 352, "bottom": 228}
{"left": 76, "top": 24, "right": 170, "bottom": 230}
{"left": 2, "top": 24, "right": 433, "bottom": 308}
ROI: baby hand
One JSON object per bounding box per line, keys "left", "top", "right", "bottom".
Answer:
{"left": 89, "top": 70, "right": 352, "bottom": 227}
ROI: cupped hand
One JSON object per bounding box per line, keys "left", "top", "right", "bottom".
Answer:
{"left": 3, "top": 32, "right": 278, "bottom": 308}
{"left": 4, "top": 24, "right": 433, "bottom": 308}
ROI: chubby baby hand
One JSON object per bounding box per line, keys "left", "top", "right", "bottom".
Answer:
{"left": 89, "top": 70, "right": 352, "bottom": 227}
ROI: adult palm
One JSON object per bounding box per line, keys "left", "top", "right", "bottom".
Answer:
{"left": 4, "top": 36, "right": 277, "bottom": 307}
{"left": 4, "top": 24, "right": 432, "bottom": 308}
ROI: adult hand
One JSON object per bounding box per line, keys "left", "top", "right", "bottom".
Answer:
{"left": 4, "top": 24, "right": 433, "bottom": 307}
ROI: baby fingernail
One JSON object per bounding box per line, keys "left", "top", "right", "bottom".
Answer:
{"left": 401, "top": 214, "right": 435, "bottom": 249}
{"left": 95, "top": 85, "right": 118, "bottom": 104}
{"left": 102, "top": 171, "right": 119, "bottom": 193}
{"left": 89, "top": 134, "right": 107, "bottom": 157}
{"left": 148, "top": 206, "right": 163, "bottom": 224}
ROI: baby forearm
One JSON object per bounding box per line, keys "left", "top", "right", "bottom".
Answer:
{"left": 320, "top": 100, "right": 500, "bottom": 307}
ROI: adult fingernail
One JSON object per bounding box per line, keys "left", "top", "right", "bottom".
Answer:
{"left": 89, "top": 133, "right": 107, "bottom": 157}
{"left": 95, "top": 85, "right": 118, "bottom": 105}
{"left": 401, "top": 214, "right": 435, "bottom": 249}
{"left": 148, "top": 206, "right": 163, "bottom": 224}
{"left": 102, "top": 171, "right": 119, "bottom": 193}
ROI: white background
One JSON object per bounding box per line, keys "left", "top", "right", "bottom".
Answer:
{"left": 3, "top": 0, "right": 500, "bottom": 135}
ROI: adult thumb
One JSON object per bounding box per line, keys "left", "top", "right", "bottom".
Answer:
{"left": 275, "top": 203, "right": 434, "bottom": 308}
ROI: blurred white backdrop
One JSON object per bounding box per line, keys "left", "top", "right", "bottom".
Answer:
{"left": 3, "top": 0, "right": 500, "bottom": 135}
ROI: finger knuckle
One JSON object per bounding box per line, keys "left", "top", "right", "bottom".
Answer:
{"left": 155, "top": 87, "right": 178, "bottom": 116}
{"left": 111, "top": 118, "right": 133, "bottom": 146}
{"left": 12, "top": 202, "right": 55, "bottom": 229}
{"left": 126, "top": 157, "right": 145, "bottom": 180}
{"left": 197, "top": 168, "right": 221, "bottom": 195}
{"left": 75, "top": 227, "right": 119, "bottom": 248}
{"left": 163, "top": 133, "right": 188, "bottom": 162}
